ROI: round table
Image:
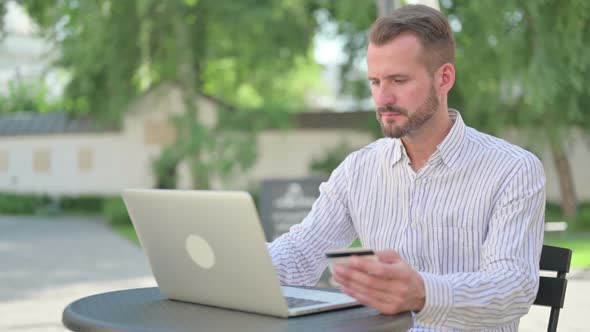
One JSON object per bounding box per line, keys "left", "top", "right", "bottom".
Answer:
{"left": 63, "top": 287, "right": 413, "bottom": 332}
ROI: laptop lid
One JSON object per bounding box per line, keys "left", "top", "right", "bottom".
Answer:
{"left": 121, "top": 189, "right": 358, "bottom": 317}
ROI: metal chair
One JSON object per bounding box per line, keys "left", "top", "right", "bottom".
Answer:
{"left": 533, "top": 244, "right": 572, "bottom": 332}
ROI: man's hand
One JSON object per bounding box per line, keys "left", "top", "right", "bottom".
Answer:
{"left": 332, "top": 250, "right": 425, "bottom": 315}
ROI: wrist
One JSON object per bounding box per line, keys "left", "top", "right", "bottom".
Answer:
{"left": 413, "top": 272, "right": 426, "bottom": 312}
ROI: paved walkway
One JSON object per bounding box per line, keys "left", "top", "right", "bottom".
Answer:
{"left": 0, "top": 215, "right": 588, "bottom": 331}
{"left": 0, "top": 215, "right": 155, "bottom": 331}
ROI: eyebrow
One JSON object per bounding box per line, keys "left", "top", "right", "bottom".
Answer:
{"left": 368, "top": 74, "right": 410, "bottom": 81}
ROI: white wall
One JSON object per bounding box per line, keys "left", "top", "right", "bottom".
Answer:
{"left": 503, "top": 128, "right": 590, "bottom": 203}
{"left": 0, "top": 133, "right": 131, "bottom": 195}
{"left": 253, "top": 129, "right": 371, "bottom": 178}
{"left": 1, "top": 126, "right": 590, "bottom": 202}
{"left": 1, "top": 92, "right": 589, "bottom": 203}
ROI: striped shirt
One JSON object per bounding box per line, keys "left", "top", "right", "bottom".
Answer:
{"left": 268, "top": 109, "right": 545, "bottom": 331}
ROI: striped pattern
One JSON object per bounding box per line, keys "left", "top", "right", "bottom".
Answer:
{"left": 268, "top": 110, "right": 545, "bottom": 331}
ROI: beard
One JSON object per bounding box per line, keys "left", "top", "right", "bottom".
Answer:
{"left": 376, "top": 85, "right": 440, "bottom": 138}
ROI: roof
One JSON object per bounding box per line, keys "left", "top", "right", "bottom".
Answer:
{"left": 295, "top": 111, "right": 374, "bottom": 130}
{"left": 0, "top": 110, "right": 374, "bottom": 137}
{"left": 0, "top": 112, "right": 116, "bottom": 136}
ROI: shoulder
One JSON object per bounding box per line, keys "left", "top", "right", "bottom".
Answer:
{"left": 345, "top": 138, "right": 395, "bottom": 166}
{"left": 464, "top": 127, "right": 544, "bottom": 176}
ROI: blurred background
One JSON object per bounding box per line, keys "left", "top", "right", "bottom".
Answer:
{"left": 0, "top": 0, "right": 588, "bottom": 331}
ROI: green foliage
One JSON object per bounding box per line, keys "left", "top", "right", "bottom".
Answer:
{"left": 21, "top": 1, "right": 143, "bottom": 121}
{"left": 350, "top": 239, "right": 361, "bottom": 248}
{"left": 152, "top": 147, "right": 180, "bottom": 189}
{"left": 314, "top": 2, "right": 377, "bottom": 100}
{"left": 17, "top": 0, "right": 330, "bottom": 189}
{"left": 545, "top": 202, "right": 563, "bottom": 222}
{"left": 544, "top": 232, "right": 590, "bottom": 268}
{"left": 545, "top": 202, "right": 590, "bottom": 231}
{"left": 445, "top": 0, "right": 590, "bottom": 133}
{"left": 102, "top": 197, "right": 132, "bottom": 226}
{"left": 0, "top": 193, "right": 51, "bottom": 214}
{"left": 568, "top": 204, "right": 590, "bottom": 231}
{"left": 309, "top": 143, "right": 355, "bottom": 176}
{"left": 0, "top": 192, "right": 132, "bottom": 228}
{"left": 0, "top": 80, "right": 65, "bottom": 113}
{"left": 111, "top": 224, "right": 140, "bottom": 244}
{"left": 59, "top": 195, "right": 104, "bottom": 213}
{"left": 364, "top": 112, "right": 383, "bottom": 139}
{"left": 0, "top": 0, "right": 6, "bottom": 38}
{"left": 443, "top": 1, "right": 590, "bottom": 217}
{"left": 0, "top": 193, "right": 104, "bottom": 215}
{"left": 20, "top": 0, "right": 323, "bottom": 119}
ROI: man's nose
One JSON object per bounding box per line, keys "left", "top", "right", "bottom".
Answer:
{"left": 373, "top": 85, "right": 396, "bottom": 106}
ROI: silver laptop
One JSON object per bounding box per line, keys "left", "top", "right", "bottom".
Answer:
{"left": 121, "top": 189, "right": 361, "bottom": 317}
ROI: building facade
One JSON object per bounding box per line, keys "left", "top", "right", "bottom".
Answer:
{"left": 0, "top": 84, "right": 588, "bottom": 203}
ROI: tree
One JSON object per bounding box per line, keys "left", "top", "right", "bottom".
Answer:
{"left": 0, "top": 80, "right": 63, "bottom": 113}
{"left": 285, "top": 0, "right": 590, "bottom": 218}
{"left": 15, "top": 0, "right": 324, "bottom": 189}
{"left": 446, "top": 0, "right": 590, "bottom": 218}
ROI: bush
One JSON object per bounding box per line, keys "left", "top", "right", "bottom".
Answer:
{"left": 569, "top": 204, "right": 590, "bottom": 231}
{"left": 59, "top": 195, "right": 104, "bottom": 213}
{"left": 0, "top": 193, "right": 51, "bottom": 214}
{"left": 545, "top": 202, "right": 563, "bottom": 222}
{"left": 545, "top": 202, "right": 590, "bottom": 231}
{"left": 103, "top": 197, "right": 132, "bottom": 226}
{"left": 309, "top": 143, "right": 355, "bottom": 176}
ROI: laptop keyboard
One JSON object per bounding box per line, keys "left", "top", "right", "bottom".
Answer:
{"left": 285, "top": 296, "right": 329, "bottom": 309}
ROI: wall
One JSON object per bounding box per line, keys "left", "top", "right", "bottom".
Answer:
{"left": 502, "top": 128, "right": 590, "bottom": 203}
{"left": 0, "top": 133, "right": 130, "bottom": 195}
{"left": 1, "top": 85, "right": 589, "bottom": 203}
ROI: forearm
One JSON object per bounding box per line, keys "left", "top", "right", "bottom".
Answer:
{"left": 268, "top": 219, "right": 357, "bottom": 285}
{"left": 268, "top": 230, "right": 328, "bottom": 286}
{"left": 417, "top": 263, "right": 539, "bottom": 330}
{"left": 267, "top": 161, "right": 358, "bottom": 285}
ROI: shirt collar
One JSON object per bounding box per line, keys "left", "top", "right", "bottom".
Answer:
{"left": 436, "top": 109, "right": 466, "bottom": 169}
{"left": 388, "top": 109, "right": 466, "bottom": 169}
{"left": 390, "top": 139, "right": 404, "bottom": 166}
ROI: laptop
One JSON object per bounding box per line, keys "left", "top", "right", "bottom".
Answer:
{"left": 121, "top": 189, "right": 361, "bottom": 318}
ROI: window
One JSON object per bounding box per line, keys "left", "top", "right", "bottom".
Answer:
{"left": 78, "top": 148, "right": 94, "bottom": 172}
{"left": 0, "top": 150, "right": 8, "bottom": 173}
{"left": 143, "top": 120, "right": 177, "bottom": 146}
{"left": 33, "top": 148, "right": 51, "bottom": 173}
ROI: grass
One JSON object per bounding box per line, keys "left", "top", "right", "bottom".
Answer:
{"left": 110, "top": 226, "right": 590, "bottom": 269}
{"left": 112, "top": 224, "right": 140, "bottom": 245}
{"left": 545, "top": 232, "right": 590, "bottom": 269}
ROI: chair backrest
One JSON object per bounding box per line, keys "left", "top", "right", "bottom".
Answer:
{"left": 533, "top": 245, "right": 572, "bottom": 332}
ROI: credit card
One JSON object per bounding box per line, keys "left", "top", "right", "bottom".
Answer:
{"left": 325, "top": 248, "right": 375, "bottom": 258}
{"left": 325, "top": 248, "right": 376, "bottom": 274}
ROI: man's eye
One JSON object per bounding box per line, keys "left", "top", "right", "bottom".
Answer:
{"left": 369, "top": 80, "right": 379, "bottom": 86}
{"left": 395, "top": 79, "right": 407, "bottom": 84}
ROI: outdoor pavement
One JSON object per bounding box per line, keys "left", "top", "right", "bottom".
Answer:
{"left": 0, "top": 215, "right": 588, "bottom": 331}
{"left": 0, "top": 215, "right": 155, "bottom": 332}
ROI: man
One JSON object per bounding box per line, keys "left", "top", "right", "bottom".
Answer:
{"left": 268, "top": 4, "right": 545, "bottom": 331}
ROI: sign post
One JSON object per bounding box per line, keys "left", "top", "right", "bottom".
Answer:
{"left": 259, "top": 177, "right": 327, "bottom": 241}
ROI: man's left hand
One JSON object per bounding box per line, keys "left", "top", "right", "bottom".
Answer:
{"left": 332, "top": 250, "right": 425, "bottom": 315}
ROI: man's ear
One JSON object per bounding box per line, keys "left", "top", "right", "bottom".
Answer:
{"left": 435, "top": 63, "right": 455, "bottom": 95}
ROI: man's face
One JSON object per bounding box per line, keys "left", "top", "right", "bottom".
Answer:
{"left": 367, "top": 33, "right": 440, "bottom": 138}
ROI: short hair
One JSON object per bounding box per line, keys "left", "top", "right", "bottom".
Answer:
{"left": 369, "top": 4, "right": 455, "bottom": 73}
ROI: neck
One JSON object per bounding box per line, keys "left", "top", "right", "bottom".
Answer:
{"left": 401, "top": 108, "right": 453, "bottom": 171}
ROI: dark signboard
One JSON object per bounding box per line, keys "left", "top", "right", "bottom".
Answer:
{"left": 259, "top": 177, "right": 327, "bottom": 241}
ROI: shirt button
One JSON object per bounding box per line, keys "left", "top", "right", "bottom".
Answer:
{"left": 411, "top": 223, "right": 417, "bottom": 229}
{"left": 415, "top": 179, "right": 422, "bottom": 184}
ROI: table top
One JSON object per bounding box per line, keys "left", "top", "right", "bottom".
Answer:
{"left": 63, "top": 287, "right": 413, "bottom": 332}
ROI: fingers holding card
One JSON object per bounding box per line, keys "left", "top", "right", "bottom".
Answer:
{"left": 325, "top": 248, "right": 376, "bottom": 274}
